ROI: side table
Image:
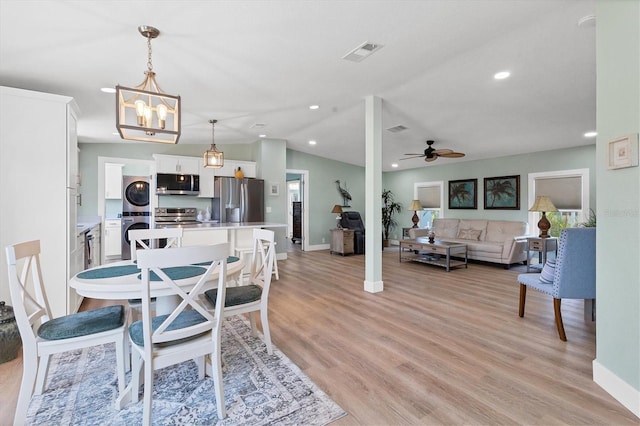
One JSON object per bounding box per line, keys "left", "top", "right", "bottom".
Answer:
{"left": 330, "top": 228, "right": 354, "bottom": 256}
{"left": 526, "top": 237, "right": 558, "bottom": 272}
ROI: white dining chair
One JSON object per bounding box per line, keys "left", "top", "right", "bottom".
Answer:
{"left": 5, "top": 240, "right": 128, "bottom": 425}
{"left": 130, "top": 243, "right": 229, "bottom": 424}
{"left": 127, "top": 228, "right": 184, "bottom": 321}
{"left": 206, "top": 228, "right": 276, "bottom": 354}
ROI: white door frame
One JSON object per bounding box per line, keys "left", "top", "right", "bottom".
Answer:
{"left": 286, "top": 169, "right": 309, "bottom": 251}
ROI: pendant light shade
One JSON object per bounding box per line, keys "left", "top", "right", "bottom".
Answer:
{"left": 116, "top": 25, "right": 181, "bottom": 144}
{"left": 204, "top": 119, "right": 224, "bottom": 168}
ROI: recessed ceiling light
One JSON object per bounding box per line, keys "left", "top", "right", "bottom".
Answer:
{"left": 494, "top": 71, "right": 511, "bottom": 80}
{"left": 112, "top": 132, "right": 119, "bottom": 136}
{"left": 584, "top": 131, "right": 597, "bottom": 138}
{"left": 309, "top": 105, "right": 319, "bottom": 110}
{"left": 101, "top": 87, "right": 116, "bottom": 93}
{"left": 259, "top": 134, "right": 267, "bottom": 138}
{"left": 391, "top": 163, "right": 398, "bottom": 168}
{"left": 308, "top": 140, "right": 316, "bottom": 145}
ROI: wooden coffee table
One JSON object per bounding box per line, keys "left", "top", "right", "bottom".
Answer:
{"left": 399, "top": 238, "right": 468, "bottom": 272}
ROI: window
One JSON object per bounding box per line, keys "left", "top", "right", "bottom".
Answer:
{"left": 414, "top": 181, "right": 444, "bottom": 229}
{"left": 528, "top": 169, "right": 590, "bottom": 236}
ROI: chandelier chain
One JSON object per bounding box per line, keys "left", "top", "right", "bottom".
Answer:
{"left": 146, "top": 36, "right": 153, "bottom": 71}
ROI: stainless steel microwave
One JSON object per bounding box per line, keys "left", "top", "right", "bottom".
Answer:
{"left": 156, "top": 173, "right": 200, "bottom": 195}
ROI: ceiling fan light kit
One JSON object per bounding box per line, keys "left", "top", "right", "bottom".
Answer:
{"left": 116, "top": 25, "right": 181, "bottom": 144}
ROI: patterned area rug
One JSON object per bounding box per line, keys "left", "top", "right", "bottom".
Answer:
{"left": 26, "top": 317, "right": 346, "bottom": 425}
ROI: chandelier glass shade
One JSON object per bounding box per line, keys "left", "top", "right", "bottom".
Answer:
{"left": 116, "top": 25, "right": 181, "bottom": 144}
{"left": 204, "top": 119, "right": 224, "bottom": 168}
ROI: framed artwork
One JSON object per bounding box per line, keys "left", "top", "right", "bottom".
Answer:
{"left": 484, "top": 175, "right": 520, "bottom": 210}
{"left": 269, "top": 182, "right": 280, "bottom": 196}
{"left": 607, "top": 134, "right": 639, "bottom": 170}
{"left": 448, "top": 178, "right": 477, "bottom": 209}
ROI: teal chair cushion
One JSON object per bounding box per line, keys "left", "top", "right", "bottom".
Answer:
{"left": 128, "top": 310, "right": 208, "bottom": 347}
{"left": 37, "top": 305, "right": 125, "bottom": 340}
{"left": 204, "top": 285, "right": 262, "bottom": 307}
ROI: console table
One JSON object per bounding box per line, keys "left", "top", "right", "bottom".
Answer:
{"left": 330, "top": 228, "right": 354, "bottom": 256}
{"left": 526, "top": 236, "right": 557, "bottom": 272}
{"left": 399, "top": 238, "right": 467, "bottom": 272}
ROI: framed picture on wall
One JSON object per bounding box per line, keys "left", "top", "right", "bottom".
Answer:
{"left": 607, "top": 134, "right": 639, "bottom": 170}
{"left": 448, "top": 178, "right": 477, "bottom": 209}
{"left": 484, "top": 175, "right": 520, "bottom": 210}
{"left": 269, "top": 183, "right": 280, "bottom": 196}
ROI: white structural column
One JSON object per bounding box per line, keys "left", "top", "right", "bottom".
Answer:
{"left": 364, "top": 95, "right": 383, "bottom": 293}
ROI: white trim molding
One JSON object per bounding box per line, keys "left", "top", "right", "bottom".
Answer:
{"left": 593, "top": 359, "right": 640, "bottom": 418}
{"left": 364, "top": 280, "right": 383, "bottom": 293}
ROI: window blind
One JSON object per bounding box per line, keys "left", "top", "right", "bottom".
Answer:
{"left": 534, "top": 176, "right": 582, "bottom": 210}
{"left": 417, "top": 186, "right": 441, "bottom": 209}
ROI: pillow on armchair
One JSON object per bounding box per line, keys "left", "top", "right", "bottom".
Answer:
{"left": 539, "top": 259, "right": 556, "bottom": 283}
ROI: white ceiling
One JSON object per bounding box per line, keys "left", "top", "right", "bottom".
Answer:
{"left": 0, "top": 0, "right": 596, "bottom": 171}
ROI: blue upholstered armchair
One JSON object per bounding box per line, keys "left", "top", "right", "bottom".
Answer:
{"left": 517, "top": 227, "right": 596, "bottom": 341}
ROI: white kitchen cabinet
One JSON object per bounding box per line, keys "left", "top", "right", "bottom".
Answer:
{"left": 215, "top": 160, "right": 257, "bottom": 178}
{"left": 154, "top": 154, "right": 199, "bottom": 175}
{"left": 104, "top": 219, "right": 122, "bottom": 259}
{"left": 90, "top": 224, "right": 102, "bottom": 267}
{"left": 0, "top": 86, "right": 80, "bottom": 316}
{"left": 198, "top": 161, "right": 215, "bottom": 198}
{"left": 105, "top": 163, "right": 124, "bottom": 199}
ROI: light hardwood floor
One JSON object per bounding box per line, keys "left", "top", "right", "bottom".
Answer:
{"left": 1, "top": 247, "right": 636, "bottom": 425}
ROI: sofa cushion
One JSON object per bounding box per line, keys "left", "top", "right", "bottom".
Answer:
{"left": 458, "top": 220, "right": 488, "bottom": 240}
{"left": 485, "top": 220, "right": 527, "bottom": 243}
{"left": 457, "top": 228, "right": 482, "bottom": 240}
{"left": 432, "top": 219, "right": 460, "bottom": 239}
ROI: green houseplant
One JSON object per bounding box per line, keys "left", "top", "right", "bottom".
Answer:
{"left": 382, "top": 189, "right": 402, "bottom": 247}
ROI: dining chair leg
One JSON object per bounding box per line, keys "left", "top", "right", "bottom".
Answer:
{"left": 518, "top": 284, "right": 527, "bottom": 317}
{"left": 34, "top": 354, "right": 51, "bottom": 394}
{"left": 131, "top": 352, "right": 143, "bottom": 403}
{"left": 248, "top": 312, "right": 258, "bottom": 337}
{"left": 195, "top": 356, "right": 205, "bottom": 380}
{"left": 553, "top": 298, "right": 567, "bottom": 341}
{"left": 261, "top": 309, "right": 273, "bottom": 355}
{"left": 15, "top": 351, "right": 38, "bottom": 424}
{"left": 212, "top": 339, "right": 226, "bottom": 419}
{"left": 143, "top": 361, "right": 154, "bottom": 425}
{"left": 115, "top": 338, "right": 127, "bottom": 394}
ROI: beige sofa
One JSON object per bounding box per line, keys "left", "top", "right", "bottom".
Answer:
{"left": 408, "top": 218, "right": 528, "bottom": 267}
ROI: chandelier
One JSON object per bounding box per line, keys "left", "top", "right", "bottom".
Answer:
{"left": 203, "top": 119, "right": 224, "bottom": 168}
{"left": 116, "top": 25, "right": 181, "bottom": 144}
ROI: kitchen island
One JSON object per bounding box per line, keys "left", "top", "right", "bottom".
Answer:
{"left": 154, "top": 221, "right": 288, "bottom": 255}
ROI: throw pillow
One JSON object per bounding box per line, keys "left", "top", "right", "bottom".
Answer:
{"left": 539, "top": 259, "right": 556, "bottom": 283}
{"left": 457, "top": 228, "right": 481, "bottom": 240}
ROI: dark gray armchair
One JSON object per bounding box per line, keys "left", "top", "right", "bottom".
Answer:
{"left": 340, "top": 211, "right": 365, "bottom": 254}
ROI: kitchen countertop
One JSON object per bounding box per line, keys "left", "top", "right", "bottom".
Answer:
{"left": 76, "top": 219, "right": 102, "bottom": 236}
{"left": 155, "top": 222, "right": 287, "bottom": 230}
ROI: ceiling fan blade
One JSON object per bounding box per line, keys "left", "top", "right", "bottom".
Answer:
{"left": 439, "top": 152, "right": 465, "bottom": 158}
{"left": 399, "top": 155, "right": 425, "bottom": 161}
{"left": 433, "top": 149, "right": 453, "bottom": 155}
{"left": 425, "top": 156, "right": 438, "bottom": 162}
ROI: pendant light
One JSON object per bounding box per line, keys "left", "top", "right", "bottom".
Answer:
{"left": 203, "top": 119, "right": 224, "bottom": 168}
{"left": 116, "top": 25, "right": 181, "bottom": 144}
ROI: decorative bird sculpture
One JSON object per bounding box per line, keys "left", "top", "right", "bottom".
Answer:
{"left": 335, "top": 180, "right": 352, "bottom": 207}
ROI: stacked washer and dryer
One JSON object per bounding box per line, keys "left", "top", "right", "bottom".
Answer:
{"left": 121, "top": 176, "right": 150, "bottom": 260}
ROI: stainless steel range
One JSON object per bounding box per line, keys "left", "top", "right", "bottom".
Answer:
{"left": 154, "top": 207, "right": 199, "bottom": 226}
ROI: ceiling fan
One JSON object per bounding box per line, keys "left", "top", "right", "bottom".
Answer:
{"left": 400, "top": 140, "right": 465, "bottom": 162}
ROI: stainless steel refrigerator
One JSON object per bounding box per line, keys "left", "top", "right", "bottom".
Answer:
{"left": 211, "top": 177, "right": 264, "bottom": 223}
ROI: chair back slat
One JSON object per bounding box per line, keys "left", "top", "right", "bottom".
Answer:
{"left": 136, "top": 243, "right": 229, "bottom": 347}
{"left": 129, "top": 228, "right": 183, "bottom": 260}
{"left": 250, "top": 229, "right": 275, "bottom": 299}
{"left": 5, "top": 240, "right": 53, "bottom": 345}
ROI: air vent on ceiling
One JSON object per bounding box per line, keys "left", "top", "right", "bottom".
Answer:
{"left": 386, "top": 125, "right": 408, "bottom": 133}
{"left": 250, "top": 123, "right": 266, "bottom": 129}
{"left": 342, "top": 41, "right": 383, "bottom": 62}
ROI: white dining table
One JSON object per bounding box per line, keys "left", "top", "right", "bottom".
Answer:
{"left": 69, "top": 256, "right": 245, "bottom": 315}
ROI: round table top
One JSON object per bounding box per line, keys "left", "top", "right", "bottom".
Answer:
{"left": 70, "top": 256, "right": 244, "bottom": 300}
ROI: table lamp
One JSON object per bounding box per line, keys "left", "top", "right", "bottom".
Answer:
{"left": 409, "top": 199, "right": 423, "bottom": 228}
{"left": 331, "top": 204, "right": 343, "bottom": 229}
{"left": 528, "top": 196, "right": 558, "bottom": 238}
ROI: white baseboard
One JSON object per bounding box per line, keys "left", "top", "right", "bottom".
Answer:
{"left": 307, "top": 243, "right": 330, "bottom": 251}
{"left": 364, "top": 280, "right": 383, "bottom": 293}
{"left": 593, "top": 359, "right": 640, "bottom": 418}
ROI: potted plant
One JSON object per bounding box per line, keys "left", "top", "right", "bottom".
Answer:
{"left": 382, "top": 189, "right": 402, "bottom": 248}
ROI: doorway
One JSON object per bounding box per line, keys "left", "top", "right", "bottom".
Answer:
{"left": 286, "top": 169, "right": 309, "bottom": 252}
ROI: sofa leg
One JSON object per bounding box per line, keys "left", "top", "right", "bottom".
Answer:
{"left": 518, "top": 284, "right": 526, "bottom": 317}
{"left": 553, "top": 298, "right": 567, "bottom": 341}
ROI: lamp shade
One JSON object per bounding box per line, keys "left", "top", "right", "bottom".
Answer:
{"left": 331, "top": 205, "right": 343, "bottom": 214}
{"left": 528, "top": 196, "right": 558, "bottom": 212}
{"left": 409, "top": 199, "right": 423, "bottom": 211}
